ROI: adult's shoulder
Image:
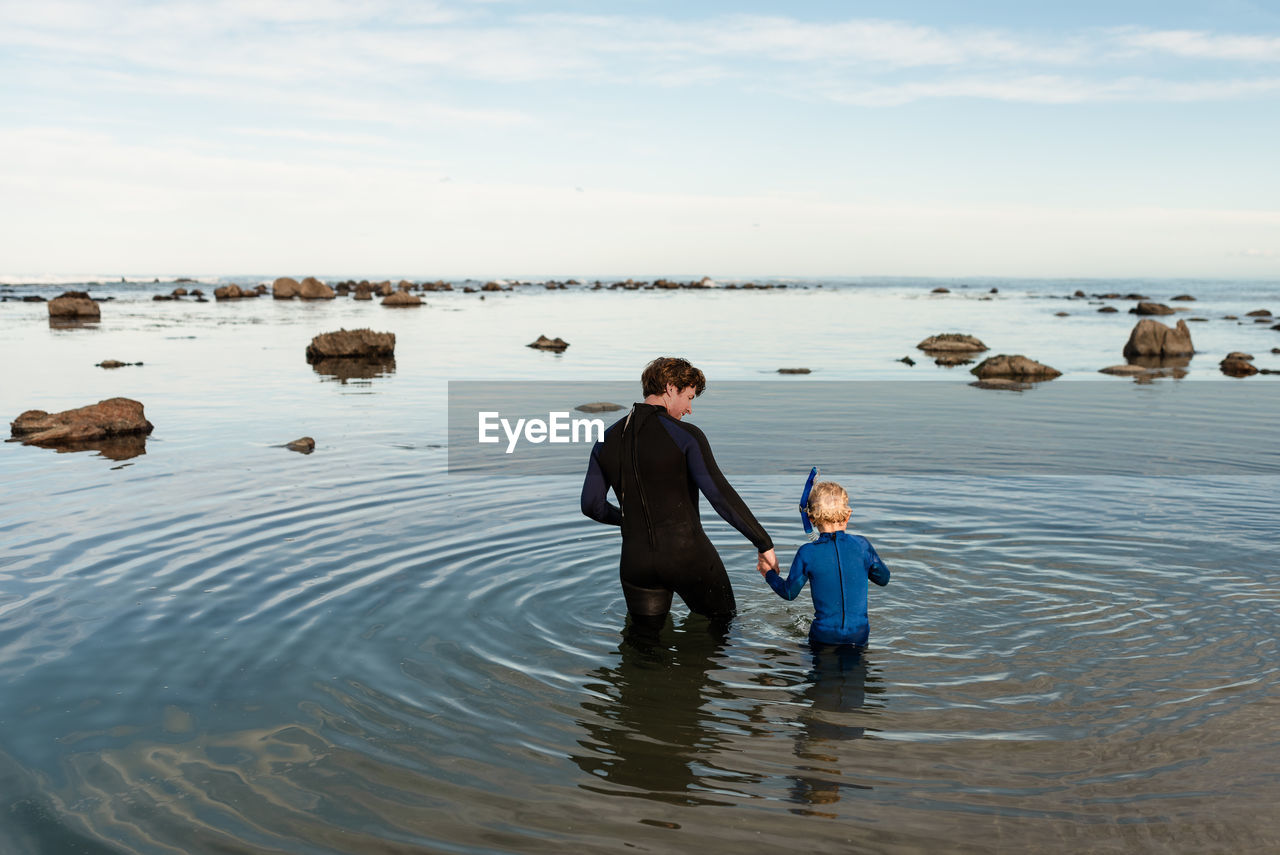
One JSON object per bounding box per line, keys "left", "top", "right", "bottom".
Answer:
{"left": 658, "top": 412, "right": 710, "bottom": 442}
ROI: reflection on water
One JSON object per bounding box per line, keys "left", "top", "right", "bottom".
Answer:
{"left": 788, "top": 645, "right": 880, "bottom": 817}
{"left": 575, "top": 617, "right": 750, "bottom": 807}
{"left": 6, "top": 433, "right": 148, "bottom": 460}
{"left": 310, "top": 356, "right": 397, "bottom": 384}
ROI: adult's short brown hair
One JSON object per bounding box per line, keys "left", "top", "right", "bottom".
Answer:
{"left": 641, "top": 357, "right": 706, "bottom": 397}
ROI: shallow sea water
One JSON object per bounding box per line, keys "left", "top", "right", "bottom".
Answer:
{"left": 1, "top": 278, "right": 1278, "bottom": 853}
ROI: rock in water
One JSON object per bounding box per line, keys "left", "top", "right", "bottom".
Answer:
{"left": 305, "top": 329, "right": 396, "bottom": 361}
{"left": 575, "top": 402, "right": 624, "bottom": 413}
{"left": 285, "top": 437, "right": 316, "bottom": 453}
{"left": 10, "top": 397, "right": 153, "bottom": 445}
{"left": 970, "top": 354, "right": 1062, "bottom": 380}
{"left": 382, "top": 291, "right": 422, "bottom": 307}
{"left": 778, "top": 367, "right": 812, "bottom": 374}
{"left": 1130, "top": 302, "right": 1175, "bottom": 315}
{"left": 917, "top": 334, "right": 988, "bottom": 353}
{"left": 1123, "top": 319, "right": 1194, "bottom": 358}
{"left": 299, "top": 277, "right": 335, "bottom": 299}
{"left": 528, "top": 335, "right": 569, "bottom": 352}
{"left": 273, "top": 277, "right": 301, "bottom": 299}
{"left": 48, "top": 291, "right": 100, "bottom": 319}
{"left": 1220, "top": 353, "right": 1257, "bottom": 377}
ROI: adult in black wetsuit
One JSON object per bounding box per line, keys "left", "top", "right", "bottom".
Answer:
{"left": 581, "top": 357, "right": 779, "bottom": 624}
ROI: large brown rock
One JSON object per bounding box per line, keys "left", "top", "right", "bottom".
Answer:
{"left": 273, "top": 277, "right": 301, "bottom": 299}
{"left": 305, "top": 329, "right": 395, "bottom": 362}
{"left": 214, "top": 284, "right": 244, "bottom": 300}
{"left": 970, "top": 354, "right": 1061, "bottom": 380}
{"left": 48, "top": 291, "right": 100, "bottom": 319}
{"left": 1123, "top": 319, "right": 1194, "bottom": 358}
{"left": 299, "top": 277, "right": 335, "bottom": 299}
{"left": 917, "top": 334, "right": 988, "bottom": 353}
{"left": 1130, "top": 301, "right": 1175, "bottom": 316}
{"left": 10, "top": 397, "right": 153, "bottom": 445}
{"left": 382, "top": 291, "right": 422, "bottom": 307}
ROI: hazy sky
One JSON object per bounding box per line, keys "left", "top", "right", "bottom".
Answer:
{"left": 3, "top": 0, "right": 1279, "bottom": 279}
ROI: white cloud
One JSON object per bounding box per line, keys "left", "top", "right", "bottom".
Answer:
{"left": 5, "top": 3, "right": 1280, "bottom": 108}
{"left": 1117, "top": 29, "right": 1280, "bottom": 62}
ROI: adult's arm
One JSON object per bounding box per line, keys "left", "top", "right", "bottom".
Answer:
{"left": 663, "top": 420, "right": 773, "bottom": 553}
{"left": 580, "top": 441, "right": 622, "bottom": 526}
{"left": 765, "top": 551, "right": 808, "bottom": 600}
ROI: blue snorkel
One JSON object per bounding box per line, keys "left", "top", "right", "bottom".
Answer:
{"left": 799, "top": 466, "right": 819, "bottom": 540}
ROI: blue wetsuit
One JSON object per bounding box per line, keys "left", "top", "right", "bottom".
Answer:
{"left": 766, "top": 531, "right": 890, "bottom": 646}
{"left": 581, "top": 402, "right": 773, "bottom": 621}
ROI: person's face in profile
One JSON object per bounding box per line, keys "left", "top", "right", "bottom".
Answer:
{"left": 660, "top": 385, "right": 697, "bottom": 420}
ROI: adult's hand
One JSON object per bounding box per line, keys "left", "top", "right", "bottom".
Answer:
{"left": 756, "top": 548, "right": 779, "bottom": 576}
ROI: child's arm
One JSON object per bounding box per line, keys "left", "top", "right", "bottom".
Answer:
{"left": 867, "top": 542, "right": 890, "bottom": 587}
{"left": 763, "top": 550, "right": 809, "bottom": 600}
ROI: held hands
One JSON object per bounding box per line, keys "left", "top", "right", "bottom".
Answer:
{"left": 756, "top": 548, "right": 779, "bottom": 577}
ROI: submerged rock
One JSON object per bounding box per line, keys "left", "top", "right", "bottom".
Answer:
{"left": 528, "top": 335, "right": 569, "bottom": 352}
{"left": 970, "top": 354, "right": 1062, "bottom": 380}
{"left": 575, "top": 402, "right": 625, "bottom": 413}
{"left": 916, "top": 333, "right": 988, "bottom": 353}
{"left": 1123, "top": 319, "right": 1194, "bottom": 358}
{"left": 1131, "top": 302, "right": 1175, "bottom": 316}
{"left": 1171, "top": 294, "right": 1196, "bottom": 301}
{"left": 10, "top": 397, "right": 153, "bottom": 447}
{"left": 48, "top": 291, "right": 100, "bottom": 319}
{"left": 1098, "top": 306, "right": 1119, "bottom": 313}
{"left": 305, "top": 329, "right": 396, "bottom": 361}
{"left": 97, "top": 360, "right": 142, "bottom": 369}
{"left": 777, "top": 367, "right": 811, "bottom": 374}
{"left": 284, "top": 437, "right": 316, "bottom": 454}
{"left": 1245, "top": 309, "right": 1272, "bottom": 317}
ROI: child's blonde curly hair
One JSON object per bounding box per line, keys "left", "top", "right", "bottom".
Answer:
{"left": 806, "top": 481, "right": 851, "bottom": 526}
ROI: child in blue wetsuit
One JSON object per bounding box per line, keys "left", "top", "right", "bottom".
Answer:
{"left": 759, "top": 481, "right": 890, "bottom": 647}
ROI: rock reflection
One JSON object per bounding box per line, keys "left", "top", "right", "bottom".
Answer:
{"left": 788, "top": 645, "right": 883, "bottom": 817}
{"left": 1125, "top": 353, "right": 1191, "bottom": 381}
{"left": 47, "top": 318, "right": 100, "bottom": 330}
{"left": 310, "top": 356, "right": 396, "bottom": 385}
{"left": 573, "top": 617, "right": 749, "bottom": 806}
{"left": 6, "top": 434, "right": 147, "bottom": 460}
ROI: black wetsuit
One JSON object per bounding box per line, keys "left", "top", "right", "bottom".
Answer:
{"left": 580, "top": 403, "right": 773, "bottom": 620}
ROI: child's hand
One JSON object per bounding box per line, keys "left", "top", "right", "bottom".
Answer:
{"left": 756, "top": 548, "right": 779, "bottom": 577}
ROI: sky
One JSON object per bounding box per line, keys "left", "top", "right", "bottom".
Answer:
{"left": 2, "top": 0, "right": 1279, "bottom": 280}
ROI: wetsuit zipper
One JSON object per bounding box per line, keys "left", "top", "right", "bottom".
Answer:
{"left": 833, "top": 536, "right": 846, "bottom": 631}
{"left": 621, "top": 406, "right": 656, "bottom": 549}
